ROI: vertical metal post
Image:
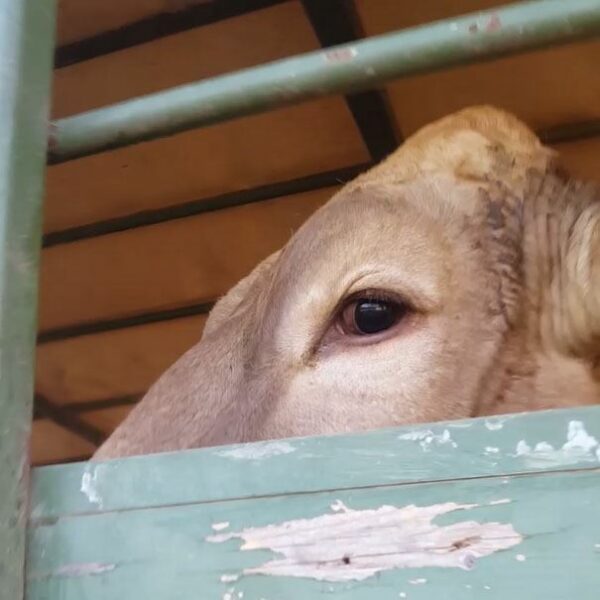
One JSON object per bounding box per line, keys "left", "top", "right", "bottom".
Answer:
{"left": 0, "top": 1, "right": 56, "bottom": 597}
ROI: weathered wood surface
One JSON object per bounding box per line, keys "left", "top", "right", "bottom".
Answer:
{"left": 28, "top": 405, "right": 600, "bottom": 598}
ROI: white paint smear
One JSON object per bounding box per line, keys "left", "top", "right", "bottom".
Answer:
{"left": 398, "top": 428, "right": 457, "bottom": 451}
{"left": 217, "top": 441, "right": 296, "bottom": 460}
{"left": 207, "top": 502, "right": 521, "bottom": 582}
{"left": 514, "top": 420, "right": 599, "bottom": 468}
{"left": 80, "top": 467, "right": 102, "bottom": 508}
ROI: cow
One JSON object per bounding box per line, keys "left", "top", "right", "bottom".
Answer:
{"left": 94, "top": 105, "right": 600, "bottom": 460}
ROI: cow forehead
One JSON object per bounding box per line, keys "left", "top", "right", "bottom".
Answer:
{"left": 279, "top": 176, "right": 478, "bottom": 281}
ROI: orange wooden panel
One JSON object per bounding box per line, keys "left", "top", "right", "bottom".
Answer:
{"left": 57, "top": 0, "right": 174, "bottom": 45}
{"left": 555, "top": 138, "right": 600, "bottom": 183}
{"left": 54, "top": 3, "right": 317, "bottom": 118}
{"left": 39, "top": 187, "right": 334, "bottom": 331}
{"left": 36, "top": 315, "right": 206, "bottom": 406}
{"left": 47, "top": 2, "right": 367, "bottom": 231}
{"left": 30, "top": 420, "right": 95, "bottom": 465}
{"left": 45, "top": 100, "right": 363, "bottom": 232}
{"left": 80, "top": 406, "right": 135, "bottom": 435}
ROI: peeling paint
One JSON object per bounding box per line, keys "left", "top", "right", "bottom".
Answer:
{"left": 217, "top": 441, "right": 296, "bottom": 460}
{"left": 207, "top": 501, "right": 521, "bottom": 582}
{"left": 515, "top": 554, "right": 526, "bottom": 562}
{"left": 330, "top": 499, "right": 351, "bottom": 513}
{"left": 80, "top": 467, "right": 102, "bottom": 508}
{"left": 514, "top": 420, "right": 599, "bottom": 467}
{"left": 488, "top": 498, "right": 511, "bottom": 506}
{"left": 484, "top": 446, "right": 500, "bottom": 454}
{"left": 212, "top": 521, "right": 230, "bottom": 532}
{"left": 221, "top": 574, "right": 239, "bottom": 583}
{"left": 398, "top": 428, "right": 457, "bottom": 451}
{"left": 323, "top": 47, "right": 358, "bottom": 63}
{"left": 54, "top": 562, "right": 115, "bottom": 578}
{"left": 485, "top": 419, "right": 505, "bottom": 431}
{"left": 409, "top": 578, "right": 427, "bottom": 585}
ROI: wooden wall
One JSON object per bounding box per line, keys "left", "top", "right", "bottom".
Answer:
{"left": 32, "top": 0, "right": 600, "bottom": 464}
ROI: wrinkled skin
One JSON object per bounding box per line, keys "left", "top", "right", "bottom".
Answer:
{"left": 95, "top": 106, "right": 600, "bottom": 460}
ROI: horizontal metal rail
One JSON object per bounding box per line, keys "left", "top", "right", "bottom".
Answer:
{"left": 48, "top": 0, "right": 600, "bottom": 163}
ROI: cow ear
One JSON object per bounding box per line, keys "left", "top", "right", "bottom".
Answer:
{"left": 532, "top": 174, "right": 600, "bottom": 361}
{"left": 561, "top": 184, "right": 600, "bottom": 360}
{"left": 202, "top": 250, "right": 281, "bottom": 339}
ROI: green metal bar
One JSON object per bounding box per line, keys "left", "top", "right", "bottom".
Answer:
{"left": 0, "top": 1, "right": 56, "bottom": 598}
{"left": 49, "top": 0, "right": 600, "bottom": 163}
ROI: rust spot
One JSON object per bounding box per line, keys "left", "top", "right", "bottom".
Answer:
{"left": 468, "top": 23, "right": 479, "bottom": 34}
{"left": 342, "top": 556, "right": 351, "bottom": 565}
{"left": 486, "top": 15, "right": 502, "bottom": 32}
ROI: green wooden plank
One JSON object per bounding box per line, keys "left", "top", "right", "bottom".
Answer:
{"left": 0, "top": 1, "right": 56, "bottom": 598}
{"left": 31, "top": 405, "right": 600, "bottom": 520}
{"left": 27, "top": 468, "right": 600, "bottom": 599}
{"left": 49, "top": 0, "right": 600, "bottom": 162}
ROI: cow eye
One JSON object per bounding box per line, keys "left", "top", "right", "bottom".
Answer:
{"left": 340, "top": 295, "right": 409, "bottom": 336}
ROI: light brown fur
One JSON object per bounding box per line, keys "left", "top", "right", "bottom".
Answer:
{"left": 95, "top": 106, "right": 600, "bottom": 460}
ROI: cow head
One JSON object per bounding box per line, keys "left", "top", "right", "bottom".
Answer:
{"left": 95, "top": 106, "right": 600, "bottom": 460}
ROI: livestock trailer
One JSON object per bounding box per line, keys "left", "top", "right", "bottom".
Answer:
{"left": 1, "top": 0, "right": 600, "bottom": 598}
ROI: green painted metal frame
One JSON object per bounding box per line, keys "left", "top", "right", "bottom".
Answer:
{"left": 0, "top": 1, "right": 56, "bottom": 598}
{"left": 48, "top": 0, "right": 600, "bottom": 163}
{"left": 27, "top": 406, "right": 600, "bottom": 598}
